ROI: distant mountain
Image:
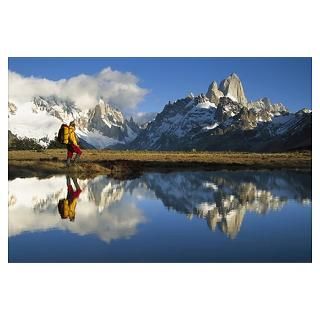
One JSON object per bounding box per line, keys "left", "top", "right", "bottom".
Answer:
{"left": 8, "top": 73, "right": 312, "bottom": 152}
{"left": 8, "top": 97, "right": 141, "bottom": 149}
{"left": 129, "top": 74, "right": 311, "bottom": 151}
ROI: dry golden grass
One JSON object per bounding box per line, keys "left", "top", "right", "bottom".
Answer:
{"left": 9, "top": 149, "right": 311, "bottom": 164}
{"left": 9, "top": 149, "right": 311, "bottom": 168}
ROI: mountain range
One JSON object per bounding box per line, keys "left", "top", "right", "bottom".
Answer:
{"left": 8, "top": 73, "right": 312, "bottom": 151}
{"left": 9, "top": 170, "right": 311, "bottom": 241}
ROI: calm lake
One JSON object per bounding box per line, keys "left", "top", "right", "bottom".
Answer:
{"left": 8, "top": 170, "right": 311, "bottom": 262}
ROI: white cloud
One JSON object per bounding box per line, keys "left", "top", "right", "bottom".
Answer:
{"left": 8, "top": 67, "right": 149, "bottom": 112}
{"left": 8, "top": 176, "right": 146, "bottom": 243}
{"left": 132, "top": 111, "right": 158, "bottom": 125}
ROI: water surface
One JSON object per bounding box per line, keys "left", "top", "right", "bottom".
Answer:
{"left": 8, "top": 170, "right": 311, "bottom": 262}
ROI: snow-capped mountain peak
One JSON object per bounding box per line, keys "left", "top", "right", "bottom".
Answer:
{"left": 129, "top": 74, "right": 311, "bottom": 151}
{"left": 9, "top": 95, "right": 140, "bottom": 149}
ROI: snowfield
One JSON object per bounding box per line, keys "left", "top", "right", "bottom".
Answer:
{"left": 9, "top": 101, "right": 61, "bottom": 145}
{"left": 9, "top": 97, "right": 139, "bottom": 148}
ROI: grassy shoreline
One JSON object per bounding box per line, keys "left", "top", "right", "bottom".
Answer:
{"left": 9, "top": 149, "right": 312, "bottom": 179}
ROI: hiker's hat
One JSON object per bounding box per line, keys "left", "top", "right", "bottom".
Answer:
{"left": 69, "top": 120, "right": 75, "bottom": 127}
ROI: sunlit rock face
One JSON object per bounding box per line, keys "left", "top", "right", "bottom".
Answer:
{"left": 218, "top": 73, "right": 248, "bottom": 106}
{"left": 8, "top": 170, "right": 311, "bottom": 241}
{"left": 206, "top": 81, "right": 224, "bottom": 105}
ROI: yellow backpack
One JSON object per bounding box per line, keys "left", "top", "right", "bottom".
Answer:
{"left": 58, "top": 199, "right": 69, "bottom": 219}
{"left": 57, "top": 124, "right": 69, "bottom": 144}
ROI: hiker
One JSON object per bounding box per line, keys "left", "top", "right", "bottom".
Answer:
{"left": 66, "top": 120, "right": 82, "bottom": 166}
{"left": 57, "top": 175, "right": 82, "bottom": 221}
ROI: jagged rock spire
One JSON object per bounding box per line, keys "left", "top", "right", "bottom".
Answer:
{"left": 206, "top": 81, "right": 224, "bottom": 105}
{"left": 218, "top": 73, "right": 248, "bottom": 106}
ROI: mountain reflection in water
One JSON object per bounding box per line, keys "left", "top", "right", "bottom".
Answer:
{"left": 8, "top": 170, "right": 311, "bottom": 244}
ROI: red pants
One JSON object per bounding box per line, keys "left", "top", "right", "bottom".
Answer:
{"left": 67, "top": 144, "right": 82, "bottom": 159}
{"left": 67, "top": 185, "right": 82, "bottom": 200}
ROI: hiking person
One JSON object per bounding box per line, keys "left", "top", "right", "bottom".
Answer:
{"left": 66, "top": 120, "right": 82, "bottom": 167}
{"left": 57, "top": 175, "right": 82, "bottom": 221}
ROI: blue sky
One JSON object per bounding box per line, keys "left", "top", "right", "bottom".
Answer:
{"left": 9, "top": 57, "right": 312, "bottom": 113}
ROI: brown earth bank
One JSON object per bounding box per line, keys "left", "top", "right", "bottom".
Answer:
{"left": 8, "top": 149, "right": 312, "bottom": 180}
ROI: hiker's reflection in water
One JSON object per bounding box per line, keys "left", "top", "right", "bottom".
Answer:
{"left": 58, "top": 175, "right": 82, "bottom": 222}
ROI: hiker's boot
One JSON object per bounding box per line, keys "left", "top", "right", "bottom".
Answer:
{"left": 73, "top": 154, "right": 80, "bottom": 165}
{"left": 66, "top": 158, "right": 71, "bottom": 167}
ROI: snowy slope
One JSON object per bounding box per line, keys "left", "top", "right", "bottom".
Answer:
{"left": 8, "top": 96, "right": 140, "bottom": 149}
{"left": 131, "top": 94, "right": 218, "bottom": 149}
{"left": 9, "top": 101, "right": 62, "bottom": 146}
